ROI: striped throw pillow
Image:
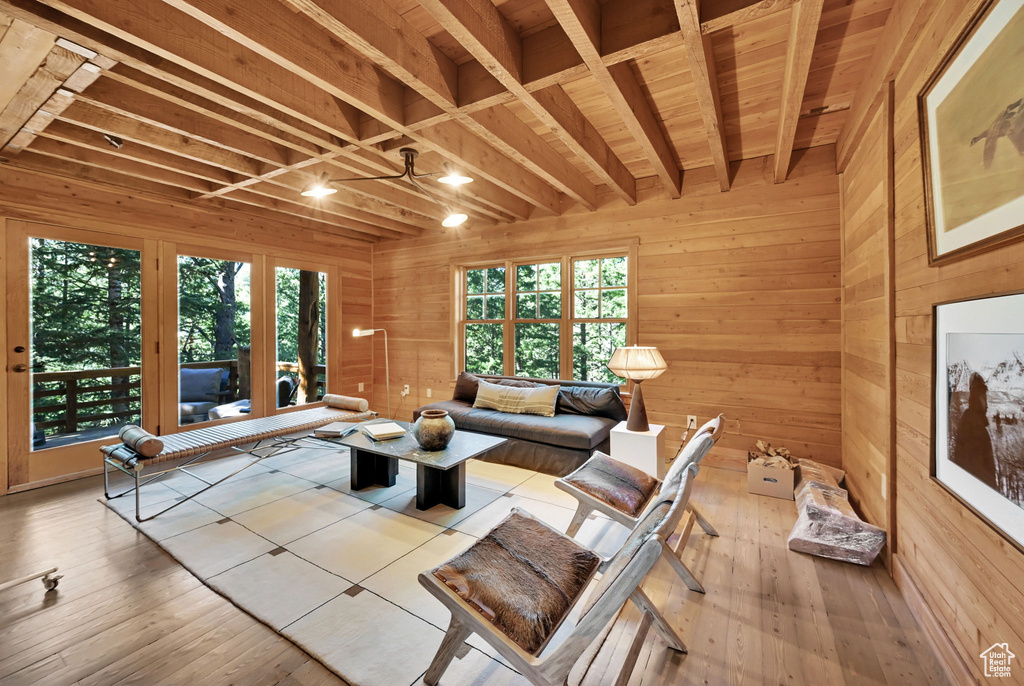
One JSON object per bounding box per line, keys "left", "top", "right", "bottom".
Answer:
{"left": 473, "top": 379, "right": 560, "bottom": 417}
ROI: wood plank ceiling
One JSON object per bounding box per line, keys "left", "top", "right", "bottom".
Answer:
{"left": 0, "top": 0, "right": 892, "bottom": 242}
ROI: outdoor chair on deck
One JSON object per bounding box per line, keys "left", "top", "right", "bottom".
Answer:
{"left": 418, "top": 459, "right": 701, "bottom": 686}
{"left": 554, "top": 414, "right": 724, "bottom": 593}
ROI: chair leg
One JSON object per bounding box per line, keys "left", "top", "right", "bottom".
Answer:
{"left": 565, "top": 503, "right": 592, "bottom": 538}
{"left": 630, "top": 589, "right": 687, "bottom": 654}
{"left": 689, "top": 503, "right": 718, "bottom": 537}
{"left": 661, "top": 541, "right": 705, "bottom": 594}
{"left": 424, "top": 616, "right": 472, "bottom": 686}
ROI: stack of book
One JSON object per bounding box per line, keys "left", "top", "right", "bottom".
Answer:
{"left": 361, "top": 422, "right": 406, "bottom": 441}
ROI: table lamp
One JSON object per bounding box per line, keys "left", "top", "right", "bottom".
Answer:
{"left": 607, "top": 346, "right": 667, "bottom": 432}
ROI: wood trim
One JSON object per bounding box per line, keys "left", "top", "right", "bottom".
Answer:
{"left": 892, "top": 555, "right": 978, "bottom": 686}
{"left": 0, "top": 218, "right": 8, "bottom": 494}
{"left": 773, "top": 0, "right": 825, "bottom": 183}
{"left": 882, "top": 79, "right": 897, "bottom": 565}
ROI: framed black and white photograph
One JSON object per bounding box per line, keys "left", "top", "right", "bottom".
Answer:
{"left": 919, "top": 0, "right": 1024, "bottom": 265}
{"left": 934, "top": 292, "right": 1024, "bottom": 550}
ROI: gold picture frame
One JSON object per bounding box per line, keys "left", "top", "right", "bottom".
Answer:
{"left": 919, "top": 0, "right": 1024, "bottom": 265}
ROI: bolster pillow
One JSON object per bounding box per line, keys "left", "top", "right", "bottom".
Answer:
{"left": 118, "top": 425, "right": 164, "bottom": 458}
{"left": 323, "top": 394, "right": 370, "bottom": 412}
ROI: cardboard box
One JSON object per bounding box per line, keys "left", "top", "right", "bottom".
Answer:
{"left": 747, "top": 459, "right": 798, "bottom": 500}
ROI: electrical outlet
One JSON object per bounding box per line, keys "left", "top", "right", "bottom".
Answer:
{"left": 358, "top": 382, "right": 364, "bottom": 392}
{"left": 686, "top": 415, "right": 697, "bottom": 430}
{"left": 402, "top": 384, "right": 410, "bottom": 396}
{"left": 426, "top": 388, "right": 432, "bottom": 398}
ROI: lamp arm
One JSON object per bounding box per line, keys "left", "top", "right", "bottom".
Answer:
{"left": 382, "top": 329, "right": 391, "bottom": 420}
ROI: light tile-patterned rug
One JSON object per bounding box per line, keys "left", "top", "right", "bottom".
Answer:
{"left": 103, "top": 436, "right": 629, "bottom": 686}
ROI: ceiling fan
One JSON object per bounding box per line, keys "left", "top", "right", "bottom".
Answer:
{"left": 301, "top": 147, "right": 473, "bottom": 228}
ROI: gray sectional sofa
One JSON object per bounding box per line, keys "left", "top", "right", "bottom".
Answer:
{"left": 412, "top": 372, "right": 627, "bottom": 476}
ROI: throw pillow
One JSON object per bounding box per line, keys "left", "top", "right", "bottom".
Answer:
{"left": 453, "top": 371, "right": 544, "bottom": 403}
{"left": 179, "top": 367, "right": 224, "bottom": 402}
{"left": 473, "top": 379, "right": 560, "bottom": 417}
{"left": 557, "top": 386, "right": 628, "bottom": 421}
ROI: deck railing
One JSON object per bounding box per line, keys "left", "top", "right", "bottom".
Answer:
{"left": 32, "top": 360, "right": 327, "bottom": 435}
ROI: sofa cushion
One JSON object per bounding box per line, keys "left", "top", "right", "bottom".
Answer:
{"left": 432, "top": 508, "right": 600, "bottom": 654}
{"left": 557, "top": 385, "right": 628, "bottom": 422}
{"left": 417, "top": 400, "right": 615, "bottom": 450}
{"left": 453, "top": 371, "right": 542, "bottom": 403}
{"left": 474, "top": 379, "right": 560, "bottom": 417}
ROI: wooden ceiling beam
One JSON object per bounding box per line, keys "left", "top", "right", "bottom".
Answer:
{"left": 59, "top": 99, "right": 266, "bottom": 177}
{"left": 40, "top": 118, "right": 236, "bottom": 185}
{"left": 76, "top": 76, "right": 299, "bottom": 168}
{"left": 155, "top": 0, "right": 559, "bottom": 215}
{"left": 4, "top": 0, "right": 363, "bottom": 143}
{"left": 25, "top": 135, "right": 216, "bottom": 193}
{"left": 0, "top": 39, "right": 83, "bottom": 148}
{"left": 5, "top": 148, "right": 406, "bottom": 239}
{"left": 772, "top": 0, "right": 824, "bottom": 183}
{"left": 417, "top": 0, "right": 634, "bottom": 206}
{"left": 701, "top": 0, "right": 796, "bottom": 34}
{"left": 545, "top": 0, "right": 682, "bottom": 198}
{"left": 285, "top": 0, "right": 600, "bottom": 210}
{"left": 23, "top": 134, "right": 422, "bottom": 237}
{"left": 0, "top": 18, "right": 57, "bottom": 115}
{"left": 676, "top": 0, "right": 730, "bottom": 191}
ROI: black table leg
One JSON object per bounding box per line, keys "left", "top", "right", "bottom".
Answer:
{"left": 416, "top": 462, "right": 466, "bottom": 510}
{"left": 350, "top": 448, "right": 398, "bottom": 490}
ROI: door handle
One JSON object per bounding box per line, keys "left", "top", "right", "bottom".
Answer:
{"left": 12, "top": 364, "right": 43, "bottom": 373}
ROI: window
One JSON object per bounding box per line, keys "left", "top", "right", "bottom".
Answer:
{"left": 459, "top": 251, "right": 632, "bottom": 382}
{"left": 572, "top": 257, "right": 628, "bottom": 384}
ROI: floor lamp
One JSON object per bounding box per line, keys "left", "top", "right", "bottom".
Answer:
{"left": 353, "top": 328, "right": 390, "bottom": 419}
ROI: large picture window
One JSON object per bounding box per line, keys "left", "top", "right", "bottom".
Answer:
{"left": 459, "top": 251, "right": 633, "bottom": 382}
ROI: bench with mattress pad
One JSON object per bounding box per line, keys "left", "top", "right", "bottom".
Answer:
{"left": 102, "top": 394, "right": 374, "bottom": 522}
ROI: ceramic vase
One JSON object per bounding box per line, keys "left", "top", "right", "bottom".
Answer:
{"left": 412, "top": 409, "right": 455, "bottom": 451}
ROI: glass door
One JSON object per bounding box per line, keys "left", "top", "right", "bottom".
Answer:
{"left": 176, "top": 253, "right": 253, "bottom": 426}
{"left": 268, "top": 258, "right": 337, "bottom": 413}
{"left": 5, "top": 222, "right": 154, "bottom": 488}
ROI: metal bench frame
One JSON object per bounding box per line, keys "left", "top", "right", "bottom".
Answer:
{"left": 103, "top": 408, "right": 374, "bottom": 522}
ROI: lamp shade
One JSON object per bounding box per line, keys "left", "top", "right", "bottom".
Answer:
{"left": 607, "top": 346, "right": 667, "bottom": 381}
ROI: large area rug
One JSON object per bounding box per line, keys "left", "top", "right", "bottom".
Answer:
{"left": 103, "top": 434, "right": 630, "bottom": 686}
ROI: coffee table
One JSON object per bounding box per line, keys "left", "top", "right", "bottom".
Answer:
{"left": 317, "top": 420, "right": 506, "bottom": 510}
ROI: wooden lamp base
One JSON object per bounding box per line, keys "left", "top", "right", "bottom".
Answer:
{"left": 626, "top": 381, "right": 650, "bottom": 432}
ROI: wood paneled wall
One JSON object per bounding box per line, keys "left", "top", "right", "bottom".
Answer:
{"left": 839, "top": 0, "right": 1024, "bottom": 681}
{"left": 840, "top": 83, "right": 895, "bottom": 536}
{"left": 373, "top": 146, "right": 842, "bottom": 470}
{"left": 0, "top": 166, "right": 374, "bottom": 492}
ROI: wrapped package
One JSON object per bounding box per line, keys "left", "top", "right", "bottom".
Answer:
{"left": 788, "top": 485, "right": 886, "bottom": 566}
{"left": 794, "top": 458, "right": 846, "bottom": 508}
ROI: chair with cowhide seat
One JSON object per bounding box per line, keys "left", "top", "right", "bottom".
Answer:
{"left": 554, "top": 414, "right": 724, "bottom": 594}
{"left": 418, "top": 460, "right": 700, "bottom": 686}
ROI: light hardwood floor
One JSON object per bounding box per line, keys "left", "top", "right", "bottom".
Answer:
{"left": 0, "top": 467, "right": 948, "bottom": 686}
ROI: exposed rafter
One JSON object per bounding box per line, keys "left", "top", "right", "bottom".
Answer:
{"left": 283, "top": 0, "right": 603, "bottom": 210}
{"left": 544, "top": 0, "right": 682, "bottom": 198}
{"left": 417, "top": 0, "right": 636, "bottom": 206}
{"left": 676, "top": 0, "right": 730, "bottom": 191}
{"left": 773, "top": 0, "right": 825, "bottom": 183}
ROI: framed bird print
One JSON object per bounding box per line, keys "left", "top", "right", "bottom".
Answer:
{"left": 919, "top": 0, "right": 1024, "bottom": 265}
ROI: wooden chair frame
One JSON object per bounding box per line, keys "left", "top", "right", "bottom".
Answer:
{"left": 555, "top": 414, "right": 725, "bottom": 594}
{"left": 419, "top": 465, "right": 699, "bottom": 686}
